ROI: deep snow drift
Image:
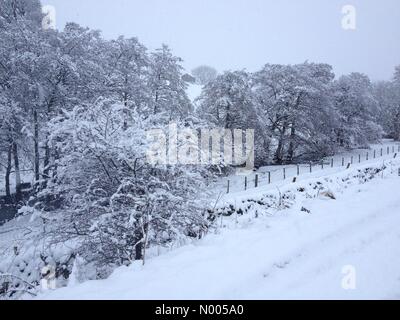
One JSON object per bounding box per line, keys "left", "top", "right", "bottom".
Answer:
{"left": 37, "top": 158, "right": 400, "bottom": 300}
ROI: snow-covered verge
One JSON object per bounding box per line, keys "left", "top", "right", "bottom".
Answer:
{"left": 214, "top": 139, "right": 400, "bottom": 195}
{"left": 35, "top": 158, "right": 400, "bottom": 300}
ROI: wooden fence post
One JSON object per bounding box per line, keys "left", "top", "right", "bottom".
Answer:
{"left": 331, "top": 158, "right": 334, "bottom": 167}
{"left": 309, "top": 162, "right": 312, "bottom": 173}
{"left": 283, "top": 168, "right": 286, "bottom": 180}
{"left": 342, "top": 157, "right": 344, "bottom": 166}
{"left": 244, "top": 177, "right": 247, "bottom": 191}
{"left": 227, "top": 180, "right": 230, "bottom": 194}
{"left": 255, "top": 174, "right": 259, "bottom": 188}
{"left": 268, "top": 171, "right": 271, "bottom": 184}
{"left": 297, "top": 165, "right": 300, "bottom": 176}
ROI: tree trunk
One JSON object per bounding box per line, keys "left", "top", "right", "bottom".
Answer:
{"left": 33, "top": 109, "right": 40, "bottom": 182}
{"left": 153, "top": 91, "right": 159, "bottom": 114}
{"left": 5, "top": 144, "right": 12, "bottom": 201}
{"left": 135, "top": 240, "right": 143, "bottom": 260}
{"left": 394, "top": 109, "right": 400, "bottom": 141}
{"left": 286, "top": 123, "right": 296, "bottom": 163}
{"left": 44, "top": 96, "right": 56, "bottom": 186}
{"left": 123, "top": 91, "right": 128, "bottom": 131}
{"left": 225, "top": 102, "right": 231, "bottom": 129}
{"left": 52, "top": 148, "right": 59, "bottom": 183}
{"left": 12, "top": 142, "right": 21, "bottom": 202}
{"left": 43, "top": 140, "right": 50, "bottom": 180}
{"left": 134, "top": 224, "right": 144, "bottom": 261}
{"left": 141, "top": 222, "right": 149, "bottom": 266}
{"left": 274, "top": 124, "right": 287, "bottom": 165}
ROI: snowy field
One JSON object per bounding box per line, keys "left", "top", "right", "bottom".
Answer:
{"left": 216, "top": 139, "right": 400, "bottom": 195}
{"left": 35, "top": 157, "right": 400, "bottom": 300}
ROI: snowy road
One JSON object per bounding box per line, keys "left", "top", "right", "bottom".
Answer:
{"left": 38, "top": 163, "right": 400, "bottom": 300}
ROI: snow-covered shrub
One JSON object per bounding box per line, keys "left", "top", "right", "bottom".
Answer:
{"left": 29, "top": 99, "right": 212, "bottom": 277}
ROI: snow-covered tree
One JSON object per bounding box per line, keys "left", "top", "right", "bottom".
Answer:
{"left": 104, "top": 36, "right": 150, "bottom": 125}
{"left": 196, "top": 71, "right": 257, "bottom": 128}
{"left": 333, "top": 73, "right": 382, "bottom": 148}
{"left": 0, "top": 0, "right": 43, "bottom": 30}
{"left": 148, "top": 45, "right": 193, "bottom": 121}
{"left": 191, "top": 65, "right": 218, "bottom": 85}
{"left": 374, "top": 68, "right": 400, "bottom": 141}
{"left": 195, "top": 70, "right": 270, "bottom": 166}
{"left": 32, "top": 99, "right": 211, "bottom": 275}
{"left": 374, "top": 81, "right": 398, "bottom": 139}
{"left": 253, "top": 62, "right": 337, "bottom": 163}
{"left": 0, "top": 0, "right": 46, "bottom": 194}
{"left": 394, "top": 65, "right": 400, "bottom": 84}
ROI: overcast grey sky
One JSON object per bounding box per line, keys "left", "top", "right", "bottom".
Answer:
{"left": 41, "top": 0, "right": 400, "bottom": 80}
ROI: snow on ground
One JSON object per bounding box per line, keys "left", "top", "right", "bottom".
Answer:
{"left": 36, "top": 158, "right": 400, "bottom": 300}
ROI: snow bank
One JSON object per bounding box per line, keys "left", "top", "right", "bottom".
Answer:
{"left": 210, "top": 159, "right": 396, "bottom": 223}
{"left": 36, "top": 158, "right": 400, "bottom": 300}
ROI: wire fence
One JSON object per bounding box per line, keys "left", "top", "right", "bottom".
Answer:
{"left": 225, "top": 143, "right": 400, "bottom": 194}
